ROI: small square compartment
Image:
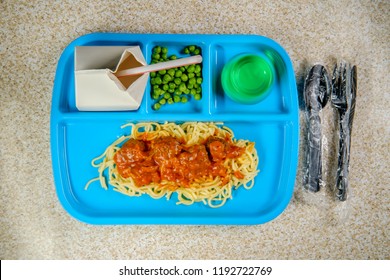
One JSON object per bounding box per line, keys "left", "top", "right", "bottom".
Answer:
{"left": 210, "top": 42, "right": 291, "bottom": 115}
{"left": 61, "top": 40, "right": 145, "bottom": 112}
{"left": 143, "top": 41, "right": 208, "bottom": 115}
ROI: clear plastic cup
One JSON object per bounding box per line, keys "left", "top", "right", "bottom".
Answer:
{"left": 221, "top": 54, "right": 274, "bottom": 104}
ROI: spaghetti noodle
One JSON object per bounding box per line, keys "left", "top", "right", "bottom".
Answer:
{"left": 85, "top": 122, "right": 259, "bottom": 208}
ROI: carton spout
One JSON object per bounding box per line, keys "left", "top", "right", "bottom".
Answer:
{"left": 107, "top": 46, "right": 148, "bottom": 91}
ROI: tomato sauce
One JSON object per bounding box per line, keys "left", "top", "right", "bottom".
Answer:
{"left": 113, "top": 136, "right": 245, "bottom": 188}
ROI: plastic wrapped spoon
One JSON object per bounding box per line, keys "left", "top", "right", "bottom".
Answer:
{"left": 303, "top": 64, "right": 331, "bottom": 192}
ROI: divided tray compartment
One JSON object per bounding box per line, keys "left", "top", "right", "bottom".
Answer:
{"left": 144, "top": 39, "right": 209, "bottom": 116}
{"left": 51, "top": 33, "right": 299, "bottom": 225}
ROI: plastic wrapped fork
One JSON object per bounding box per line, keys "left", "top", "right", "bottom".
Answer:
{"left": 331, "top": 63, "right": 357, "bottom": 201}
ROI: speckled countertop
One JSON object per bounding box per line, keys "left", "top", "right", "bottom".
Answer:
{"left": 0, "top": 0, "right": 389, "bottom": 260}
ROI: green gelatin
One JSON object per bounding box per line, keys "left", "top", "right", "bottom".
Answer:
{"left": 221, "top": 54, "right": 274, "bottom": 104}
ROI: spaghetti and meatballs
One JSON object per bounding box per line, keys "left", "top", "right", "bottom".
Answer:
{"left": 85, "top": 122, "right": 259, "bottom": 207}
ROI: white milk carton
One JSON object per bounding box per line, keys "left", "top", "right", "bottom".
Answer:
{"left": 74, "top": 46, "right": 149, "bottom": 111}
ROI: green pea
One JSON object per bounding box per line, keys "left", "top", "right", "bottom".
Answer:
{"left": 181, "top": 73, "right": 188, "bottom": 82}
{"left": 196, "top": 72, "right": 201, "bottom": 77}
{"left": 168, "top": 69, "right": 175, "bottom": 77}
{"left": 174, "top": 78, "right": 181, "bottom": 85}
{"left": 161, "top": 47, "right": 168, "bottom": 54}
{"left": 184, "top": 88, "right": 190, "bottom": 94}
{"left": 151, "top": 78, "right": 156, "bottom": 85}
{"left": 190, "top": 88, "right": 196, "bottom": 95}
{"left": 161, "top": 53, "right": 168, "bottom": 60}
{"left": 173, "top": 95, "right": 181, "bottom": 103}
{"left": 163, "top": 84, "right": 169, "bottom": 91}
{"left": 155, "top": 76, "right": 162, "bottom": 85}
{"left": 194, "top": 48, "right": 200, "bottom": 55}
{"left": 159, "top": 98, "right": 166, "bottom": 105}
{"left": 153, "top": 46, "right": 161, "bottom": 53}
{"left": 175, "top": 70, "right": 182, "bottom": 78}
{"left": 179, "top": 83, "right": 186, "bottom": 92}
{"left": 168, "top": 88, "right": 175, "bottom": 93}
{"left": 159, "top": 69, "right": 166, "bottom": 75}
{"left": 152, "top": 53, "right": 160, "bottom": 60}
{"left": 194, "top": 93, "right": 201, "bottom": 100}
{"left": 167, "top": 98, "right": 174, "bottom": 104}
{"left": 195, "top": 65, "right": 201, "bottom": 73}
{"left": 169, "top": 82, "right": 176, "bottom": 89}
{"left": 152, "top": 93, "right": 159, "bottom": 100}
{"left": 181, "top": 96, "right": 188, "bottom": 103}
{"left": 187, "top": 83, "right": 194, "bottom": 89}
{"left": 150, "top": 72, "right": 156, "bottom": 78}
{"left": 189, "top": 77, "right": 196, "bottom": 85}
{"left": 188, "top": 45, "right": 195, "bottom": 53}
{"left": 180, "top": 66, "right": 185, "bottom": 72}
{"left": 187, "top": 65, "right": 195, "bottom": 73}
{"left": 163, "top": 92, "right": 171, "bottom": 99}
{"left": 169, "top": 55, "right": 177, "bottom": 60}
{"left": 153, "top": 103, "right": 161, "bottom": 110}
{"left": 183, "top": 47, "right": 190, "bottom": 54}
{"left": 163, "top": 74, "right": 172, "bottom": 83}
{"left": 196, "top": 77, "right": 202, "bottom": 84}
{"left": 188, "top": 73, "right": 195, "bottom": 78}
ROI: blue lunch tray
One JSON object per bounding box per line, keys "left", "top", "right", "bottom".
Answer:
{"left": 50, "top": 33, "right": 299, "bottom": 225}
